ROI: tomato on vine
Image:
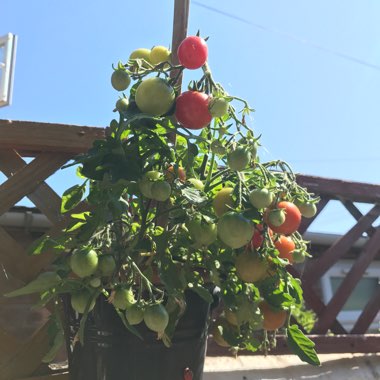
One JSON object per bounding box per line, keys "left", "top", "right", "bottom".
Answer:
{"left": 227, "top": 147, "right": 251, "bottom": 171}
{"left": 177, "top": 36, "right": 208, "bottom": 69}
{"left": 175, "top": 91, "right": 212, "bottom": 130}
{"left": 135, "top": 77, "right": 175, "bottom": 116}
{"left": 274, "top": 235, "right": 296, "bottom": 264}
{"left": 266, "top": 201, "right": 302, "bottom": 235}
{"left": 217, "top": 212, "right": 254, "bottom": 249}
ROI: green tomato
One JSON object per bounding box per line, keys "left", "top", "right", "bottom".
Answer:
{"left": 98, "top": 255, "right": 116, "bottom": 276}
{"left": 213, "top": 187, "right": 234, "bottom": 217}
{"left": 143, "top": 303, "right": 169, "bottom": 332}
{"left": 209, "top": 97, "right": 229, "bottom": 118}
{"left": 125, "top": 304, "right": 144, "bottom": 325}
{"left": 227, "top": 148, "right": 251, "bottom": 171}
{"left": 210, "top": 140, "right": 226, "bottom": 155}
{"left": 151, "top": 181, "right": 171, "bottom": 202}
{"left": 89, "top": 277, "right": 102, "bottom": 288}
{"left": 217, "top": 212, "right": 254, "bottom": 249}
{"left": 150, "top": 46, "right": 171, "bottom": 65}
{"left": 298, "top": 202, "right": 317, "bottom": 218}
{"left": 129, "top": 48, "right": 152, "bottom": 66}
{"left": 188, "top": 178, "right": 204, "bottom": 191}
{"left": 111, "top": 69, "right": 131, "bottom": 91}
{"left": 186, "top": 216, "right": 217, "bottom": 246}
{"left": 70, "top": 249, "right": 98, "bottom": 278}
{"left": 292, "top": 249, "right": 306, "bottom": 263}
{"left": 71, "top": 289, "right": 96, "bottom": 314}
{"left": 249, "top": 188, "right": 274, "bottom": 209}
{"left": 113, "top": 288, "right": 135, "bottom": 310}
{"left": 135, "top": 77, "right": 175, "bottom": 116}
{"left": 138, "top": 171, "right": 161, "bottom": 198}
{"left": 267, "top": 208, "right": 286, "bottom": 227}
{"left": 116, "top": 98, "right": 129, "bottom": 113}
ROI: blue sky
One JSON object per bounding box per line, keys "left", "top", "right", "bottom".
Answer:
{"left": 1, "top": 0, "right": 380, "bottom": 233}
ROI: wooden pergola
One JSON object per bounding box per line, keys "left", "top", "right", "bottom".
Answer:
{"left": 0, "top": 1, "right": 379, "bottom": 378}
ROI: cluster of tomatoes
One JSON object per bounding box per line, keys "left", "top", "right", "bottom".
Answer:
{"left": 112, "top": 35, "right": 229, "bottom": 130}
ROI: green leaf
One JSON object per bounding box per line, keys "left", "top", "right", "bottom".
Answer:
{"left": 181, "top": 187, "right": 207, "bottom": 205}
{"left": 4, "top": 272, "right": 62, "bottom": 297}
{"left": 42, "top": 330, "right": 64, "bottom": 363}
{"left": 287, "top": 324, "right": 320, "bottom": 366}
{"left": 27, "top": 235, "right": 67, "bottom": 256}
{"left": 61, "top": 184, "right": 86, "bottom": 213}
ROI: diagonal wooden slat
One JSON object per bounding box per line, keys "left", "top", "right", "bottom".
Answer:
{"left": 0, "top": 152, "right": 72, "bottom": 216}
{"left": 0, "top": 150, "right": 63, "bottom": 224}
{"left": 351, "top": 287, "right": 380, "bottom": 334}
{"left": 0, "top": 226, "right": 32, "bottom": 283}
{"left": 314, "top": 227, "right": 380, "bottom": 333}
{"left": 306, "top": 203, "right": 380, "bottom": 284}
{"left": 0, "top": 321, "right": 51, "bottom": 380}
{"left": 340, "top": 199, "right": 376, "bottom": 237}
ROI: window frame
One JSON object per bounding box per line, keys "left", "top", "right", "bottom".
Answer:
{"left": 320, "top": 259, "right": 380, "bottom": 332}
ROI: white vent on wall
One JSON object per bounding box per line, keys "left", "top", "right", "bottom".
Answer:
{"left": 0, "top": 33, "right": 17, "bottom": 108}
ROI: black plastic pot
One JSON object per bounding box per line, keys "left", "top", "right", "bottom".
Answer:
{"left": 66, "top": 290, "right": 214, "bottom": 380}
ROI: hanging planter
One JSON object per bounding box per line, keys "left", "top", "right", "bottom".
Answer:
{"left": 5, "top": 34, "right": 321, "bottom": 379}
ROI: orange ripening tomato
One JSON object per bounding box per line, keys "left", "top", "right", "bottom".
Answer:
{"left": 274, "top": 235, "right": 295, "bottom": 264}
{"left": 259, "top": 301, "right": 287, "bottom": 331}
{"left": 266, "top": 201, "right": 301, "bottom": 235}
{"left": 165, "top": 165, "right": 186, "bottom": 182}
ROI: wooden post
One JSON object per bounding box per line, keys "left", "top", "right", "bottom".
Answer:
{"left": 167, "top": 0, "right": 190, "bottom": 145}
{"left": 171, "top": 0, "right": 190, "bottom": 78}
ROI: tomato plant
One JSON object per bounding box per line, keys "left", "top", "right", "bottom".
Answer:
{"left": 7, "top": 34, "right": 320, "bottom": 367}
{"left": 177, "top": 35, "right": 208, "bottom": 69}
{"left": 175, "top": 91, "right": 212, "bottom": 130}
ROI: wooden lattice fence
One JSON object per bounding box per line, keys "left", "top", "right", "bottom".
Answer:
{"left": 0, "top": 119, "right": 379, "bottom": 378}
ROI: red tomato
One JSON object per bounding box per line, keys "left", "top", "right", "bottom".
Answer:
{"left": 274, "top": 235, "right": 295, "bottom": 264}
{"left": 175, "top": 91, "right": 212, "bottom": 130}
{"left": 177, "top": 36, "right": 208, "bottom": 69}
{"left": 266, "top": 201, "right": 301, "bottom": 235}
{"left": 250, "top": 224, "right": 273, "bottom": 249}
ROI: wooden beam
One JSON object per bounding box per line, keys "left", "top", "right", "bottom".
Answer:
{"left": 0, "top": 120, "right": 104, "bottom": 154}
{"left": 0, "top": 152, "right": 72, "bottom": 216}
{"left": 0, "top": 149, "right": 62, "bottom": 224}
{"left": 306, "top": 203, "right": 380, "bottom": 284}
{"left": 206, "top": 334, "right": 380, "bottom": 356}
{"left": 351, "top": 287, "right": 380, "bottom": 334}
{"left": 314, "top": 227, "right": 380, "bottom": 333}
{"left": 297, "top": 174, "right": 380, "bottom": 203}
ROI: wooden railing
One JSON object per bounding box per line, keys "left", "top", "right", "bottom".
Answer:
{"left": 0, "top": 119, "right": 379, "bottom": 378}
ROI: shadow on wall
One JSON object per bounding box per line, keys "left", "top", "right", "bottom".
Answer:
{"left": 203, "top": 353, "right": 380, "bottom": 380}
